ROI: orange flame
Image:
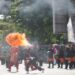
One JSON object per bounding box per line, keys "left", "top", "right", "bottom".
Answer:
{"left": 5, "top": 32, "right": 32, "bottom": 47}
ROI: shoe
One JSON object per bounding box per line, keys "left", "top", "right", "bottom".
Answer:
{"left": 16, "top": 70, "right": 18, "bottom": 72}
{"left": 52, "top": 66, "right": 54, "bottom": 68}
{"left": 48, "top": 67, "right": 50, "bottom": 68}
{"left": 42, "top": 69, "right": 44, "bottom": 73}
{"left": 58, "top": 66, "right": 60, "bottom": 68}
{"left": 27, "top": 71, "right": 29, "bottom": 74}
{"left": 8, "top": 69, "right": 11, "bottom": 72}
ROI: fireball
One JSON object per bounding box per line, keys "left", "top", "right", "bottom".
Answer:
{"left": 5, "top": 32, "right": 32, "bottom": 47}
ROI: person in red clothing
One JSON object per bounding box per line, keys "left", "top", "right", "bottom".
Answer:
{"left": 47, "top": 48, "right": 54, "bottom": 68}
{"left": 8, "top": 47, "right": 19, "bottom": 72}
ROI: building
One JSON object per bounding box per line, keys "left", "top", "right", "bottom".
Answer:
{"left": 52, "top": 0, "right": 75, "bottom": 34}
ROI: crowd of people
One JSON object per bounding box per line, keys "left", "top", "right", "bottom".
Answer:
{"left": 0, "top": 46, "right": 44, "bottom": 74}
{"left": 47, "top": 43, "right": 75, "bottom": 69}
{"left": 0, "top": 43, "right": 75, "bottom": 74}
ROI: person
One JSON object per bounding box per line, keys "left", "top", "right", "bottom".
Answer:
{"left": 38, "top": 52, "right": 43, "bottom": 67}
{"left": 18, "top": 46, "right": 25, "bottom": 64}
{"left": 59, "top": 46, "right": 65, "bottom": 68}
{"left": 64, "top": 45, "right": 70, "bottom": 69}
{"left": 72, "top": 46, "right": 75, "bottom": 69}
{"left": 72, "top": 57, "right": 75, "bottom": 69}
{"left": 47, "top": 48, "right": 54, "bottom": 68}
{"left": 38, "top": 57, "right": 43, "bottom": 67}
{"left": 24, "top": 52, "right": 31, "bottom": 74}
{"left": 68, "top": 45, "right": 73, "bottom": 69}
{"left": 69, "top": 45, "right": 75, "bottom": 69}
{"left": 53, "top": 45, "right": 60, "bottom": 68}
{"left": 24, "top": 49, "right": 44, "bottom": 74}
{"left": 8, "top": 47, "right": 19, "bottom": 72}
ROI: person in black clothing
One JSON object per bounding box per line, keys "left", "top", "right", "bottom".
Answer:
{"left": 30, "top": 56, "right": 44, "bottom": 71}
{"left": 38, "top": 52, "right": 43, "bottom": 67}
{"left": 59, "top": 46, "right": 64, "bottom": 68}
{"left": 24, "top": 49, "right": 44, "bottom": 74}
{"left": 69, "top": 45, "right": 75, "bottom": 69}
{"left": 72, "top": 48, "right": 75, "bottom": 69}
{"left": 64, "top": 45, "right": 70, "bottom": 69}
{"left": 69, "top": 46, "right": 73, "bottom": 69}
{"left": 24, "top": 53, "right": 31, "bottom": 73}
{"left": 73, "top": 51, "right": 75, "bottom": 69}
{"left": 18, "top": 46, "right": 26, "bottom": 64}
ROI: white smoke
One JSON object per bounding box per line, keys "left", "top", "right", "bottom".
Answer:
{"left": 0, "top": 0, "right": 11, "bottom": 15}
{"left": 20, "top": 0, "right": 75, "bottom": 15}
{"left": 20, "top": 0, "right": 52, "bottom": 14}
{"left": 52, "top": 0, "right": 75, "bottom": 15}
{"left": 0, "top": 0, "right": 74, "bottom": 16}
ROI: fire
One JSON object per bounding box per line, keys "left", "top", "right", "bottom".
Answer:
{"left": 5, "top": 32, "right": 32, "bottom": 47}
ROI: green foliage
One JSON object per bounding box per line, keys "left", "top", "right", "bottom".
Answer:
{"left": 0, "top": 0, "right": 65, "bottom": 44}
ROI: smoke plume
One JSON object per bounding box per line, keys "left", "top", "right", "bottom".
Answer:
{"left": 20, "top": 0, "right": 75, "bottom": 15}
{"left": 20, "top": 0, "right": 52, "bottom": 14}
{"left": 0, "top": 0, "right": 11, "bottom": 15}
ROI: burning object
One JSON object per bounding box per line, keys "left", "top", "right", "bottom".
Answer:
{"left": 5, "top": 32, "right": 32, "bottom": 47}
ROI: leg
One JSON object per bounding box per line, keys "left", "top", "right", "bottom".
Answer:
{"left": 48, "top": 62, "right": 51, "bottom": 68}
{"left": 52, "top": 61, "right": 54, "bottom": 68}
{"left": 74, "top": 61, "right": 75, "bottom": 68}
{"left": 15, "top": 62, "right": 19, "bottom": 72}
{"left": 25, "top": 63, "right": 30, "bottom": 74}
{"left": 8, "top": 62, "right": 13, "bottom": 72}
{"left": 57, "top": 59, "right": 60, "bottom": 68}
{"left": 32, "top": 62, "right": 44, "bottom": 71}
{"left": 60, "top": 63, "right": 63, "bottom": 68}
{"left": 65, "top": 60, "right": 68, "bottom": 69}
{"left": 69, "top": 62, "right": 72, "bottom": 69}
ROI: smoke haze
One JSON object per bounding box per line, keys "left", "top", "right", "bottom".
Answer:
{"left": 0, "top": 0, "right": 11, "bottom": 15}
{"left": 19, "top": 0, "right": 75, "bottom": 15}
{"left": 0, "top": 0, "right": 75, "bottom": 16}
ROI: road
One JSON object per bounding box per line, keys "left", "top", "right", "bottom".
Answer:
{"left": 0, "top": 61, "right": 75, "bottom": 75}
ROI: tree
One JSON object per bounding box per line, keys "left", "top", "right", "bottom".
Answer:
{"left": 10, "top": 0, "right": 64, "bottom": 44}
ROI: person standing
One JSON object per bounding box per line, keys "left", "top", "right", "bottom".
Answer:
{"left": 64, "top": 45, "right": 69, "bottom": 69}
{"left": 8, "top": 47, "right": 19, "bottom": 72}
{"left": 59, "top": 46, "right": 65, "bottom": 68}
{"left": 47, "top": 48, "right": 54, "bottom": 68}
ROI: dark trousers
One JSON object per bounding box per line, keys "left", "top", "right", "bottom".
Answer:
{"left": 25, "top": 63, "right": 30, "bottom": 72}
{"left": 39, "top": 60, "right": 43, "bottom": 67}
{"left": 71, "top": 61, "right": 75, "bottom": 69}
{"left": 48, "top": 61, "right": 54, "bottom": 68}
{"left": 65, "top": 60, "right": 69, "bottom": 69}
{"left": 25, "top": 60, "right": 44, "bottom": 72}
{"left": 31, "top": 60, "right": 43, "bottom": 71}
{"left": 6, "top": 60, "right": 10, "bottom": 68}
{"left": 57, "top": 59, "right": 60, "bottom": 68}
{"left": 73, "top": 62, "right": 75, "bottom": 68}
{"left": 60, "top": 63, "right": 64, "bottom": 68}
{"left": 1, "top": 59, "right": 5, "bottom": 65}
{"left": 69, "top": 62, "right": 73, "bottom": 69}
